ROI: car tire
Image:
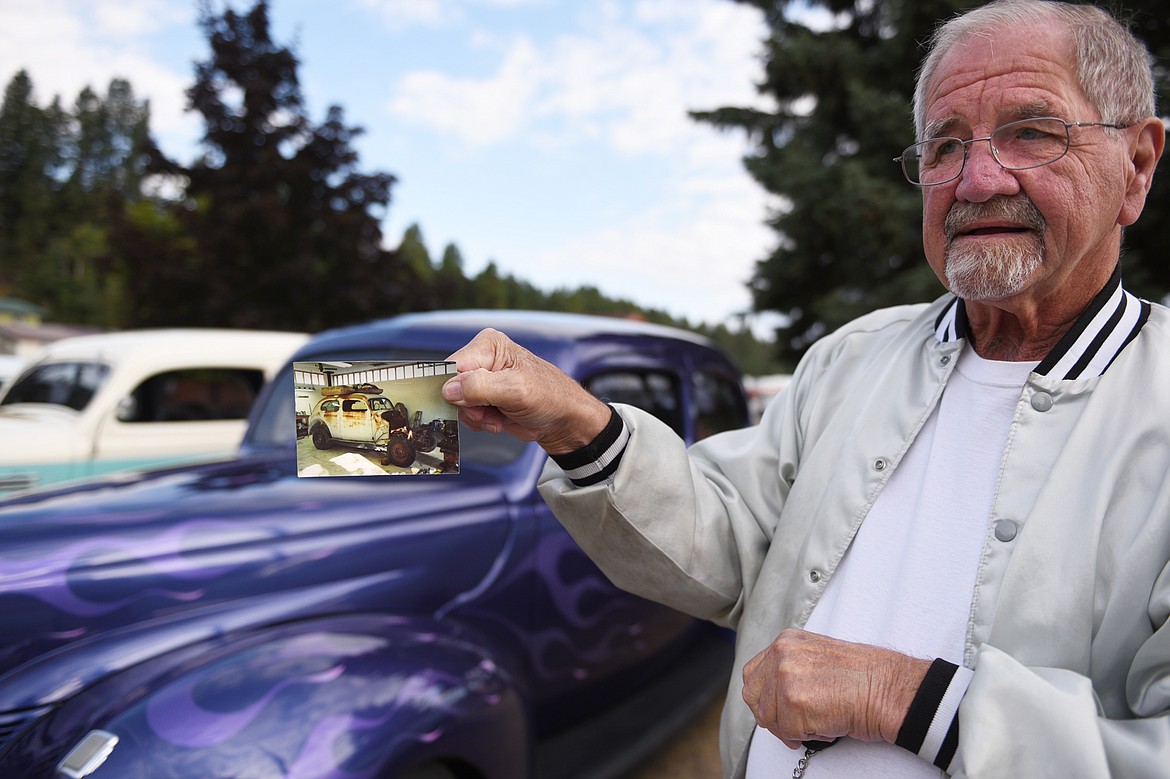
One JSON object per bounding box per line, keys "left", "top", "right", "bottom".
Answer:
{"left": 386, "top": 435, "right": 415, "bottom": 467}
{"left": 311, "top": 425, "right": 333, "bottom": 450}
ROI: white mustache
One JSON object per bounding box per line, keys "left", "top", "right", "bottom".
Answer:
{"left": 944, "top": 196, "right": 1046, "bottom": 241}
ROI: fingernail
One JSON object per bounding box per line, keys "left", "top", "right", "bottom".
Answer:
{"left": 442, "top": 377, "right": 463, "bottom": 403}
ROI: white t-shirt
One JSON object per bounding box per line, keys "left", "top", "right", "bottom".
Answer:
{"left": 746, "top": 349, "right": 1036, "bottom": 777}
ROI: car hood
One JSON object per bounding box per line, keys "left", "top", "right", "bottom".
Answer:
{"left": 0, "top": 451, "right": 527, "bottom": 703}
{"left": 0, "top": 448, "right": 512, "bottom": 525}
{"left": 0, "top": 405, "right": 83, "bottom": 461}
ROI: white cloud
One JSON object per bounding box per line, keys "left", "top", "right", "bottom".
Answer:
{"left": 516, "top": 170, "right": 775, "bottom": 327}
{"left": 383, "top": 0, "right": 775, "bottom": 329}
{"left": 389, "top": 36, "right": 542, "bottom": 146}
{"left": 387, "top": 0, "right": 767, "bottom": 157}
{"left": 353, "top": 0, "right": 456, "bottom": 29}
{"left": 355, "top": 0, "right": 544, "bottom": 30}
{"left": 0, "top": 0, "right": 197, "bottom": 145}
{"left": 91, "top": 0, "right": 190, "bottom": 37}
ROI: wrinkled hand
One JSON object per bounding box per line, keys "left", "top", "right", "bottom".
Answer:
{"left": 443, "top": 328, "right": 611, "bottom": 455}
{"left": 742, "top": 628, "right": 929, "bottom": 750}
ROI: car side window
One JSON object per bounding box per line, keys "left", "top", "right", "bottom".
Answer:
{"left": 693, "top": 370, "right": 745, "bottom": 440}
{"left": 586, "top": 371, "right": 684, "bottom": 437}
{"left": 342, "top": 399, "right": 368, "bottom": 412}
{"left": 1, "top": 361, "right": 109, "bottom": 411}
{"left": 119, "top": 369, "right": 264, "bottom": 422}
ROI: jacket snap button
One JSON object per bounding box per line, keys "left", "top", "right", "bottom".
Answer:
{"left": 873, "top": 458, "right": 887, "bottom": 471}
{"left": 1030, "top": 392, "right": 1054, "bottom": 412}
{"left": 809, "top": 570, "right": 822, "bottom": 583}
{"left": 994, "top": 519, "right": 1019, "bottom": 542}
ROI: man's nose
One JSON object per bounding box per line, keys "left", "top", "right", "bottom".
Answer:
{"left": 954, "top": 140, "right": 1021, "bottom": 202}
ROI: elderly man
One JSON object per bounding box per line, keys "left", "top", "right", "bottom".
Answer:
{"left": 442, "top": 0, "right": 1168, "bottom": 776}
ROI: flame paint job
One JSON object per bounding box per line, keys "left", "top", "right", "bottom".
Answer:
{"left": 0, "top": 311, "right": 746, "bottom": 779}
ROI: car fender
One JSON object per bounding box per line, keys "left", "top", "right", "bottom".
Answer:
{"left": 0, "top": 408, "right": 90, "bottom": 493}
{"left": 74, "top": 614, "right": 529, "bottom": 779}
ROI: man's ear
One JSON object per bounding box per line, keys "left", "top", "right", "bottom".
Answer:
{"left": 1119, "top": 117, "right": 1165, "bottom": 227}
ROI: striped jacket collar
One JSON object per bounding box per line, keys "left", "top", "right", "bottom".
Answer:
{"left": 932, "top": 266, "right": 1150, "bottom": 380}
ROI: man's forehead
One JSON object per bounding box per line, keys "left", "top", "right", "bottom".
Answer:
{"left": 924, "top": 100, "right": 1064, "bottom": 138}
{"left": 923, "top": 25, "right": 1081, "bottom": 134}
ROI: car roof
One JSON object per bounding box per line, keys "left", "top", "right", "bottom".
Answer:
{"left": 297, "top": 310, "right": 717, "bottom": 358}
{"left": 28, "top": 329, "right": 308, "bottom": 373}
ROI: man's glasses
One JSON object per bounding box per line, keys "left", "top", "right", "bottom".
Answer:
{"left": 894, "top": 117, "right": 1130, "bottom": 186}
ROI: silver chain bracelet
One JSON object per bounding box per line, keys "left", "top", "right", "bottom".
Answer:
{"left": 791, "top": 747, "right": 815, "bottom": 779}
{"left": 792, "top": 738, "right": 838, "bottom": 778}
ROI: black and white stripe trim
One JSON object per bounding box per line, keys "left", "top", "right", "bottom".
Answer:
{"left": 895, "top": 658, "right": 973, "bottom": 771}
{"left": 933, "top": 292, "right": 970, "bottom": 345}
{"left": 551, "top": 405, "right": 629, "bottom": 487}
{"left": 933, "top": 266, "right": 1149, "bottom": 380}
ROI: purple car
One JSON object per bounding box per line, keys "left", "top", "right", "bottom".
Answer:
{"left": 0, "top": 310, "right": 749, "bottom": 779}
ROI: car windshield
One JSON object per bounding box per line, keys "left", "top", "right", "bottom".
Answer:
{"left": 0, "top": 361, "right": 110, "bottom": 411}
{"left": 250, "top": 362, "right": 530, "bottom": 467}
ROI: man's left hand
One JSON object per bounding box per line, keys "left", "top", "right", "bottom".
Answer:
{"left": 742, "top": 628, "right": 931, "bottom": 750}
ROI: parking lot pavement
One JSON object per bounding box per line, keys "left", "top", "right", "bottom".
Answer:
{"left": 624, "top": 694, "right": 724, "bottom": 778}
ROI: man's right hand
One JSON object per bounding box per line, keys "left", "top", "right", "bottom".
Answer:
{"left": 443, "top": 328, "right": 612, "bottom": 456}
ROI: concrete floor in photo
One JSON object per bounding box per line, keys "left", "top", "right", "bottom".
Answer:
{"left": 295, "top": 434, "right": 455, "bottom": 477}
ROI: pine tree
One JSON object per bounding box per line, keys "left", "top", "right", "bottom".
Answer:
{"left": 0, "top": 71, "right": 150, "bottom": 325}
{"left": 0, "top": 70, "right": 65, "bottom": 294}
{"left": 140, "top": 0, "right": 420, "bottom": 332}
{"left": 435, "top": 242, "right": 475, "bottom": 309}
{"left": 1111, "top": 2, "right": 1170, "bottom": 298}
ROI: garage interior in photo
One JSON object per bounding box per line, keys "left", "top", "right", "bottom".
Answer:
{"left": 294, "top": 360, "right": 460, "bottom": 477}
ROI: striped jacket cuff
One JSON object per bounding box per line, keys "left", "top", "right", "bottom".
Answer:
{"left": 895, "top": 658, "right": 972, "bottom": 771}
{"left": 550, "top": 405, "right": 629, "bottom": 487}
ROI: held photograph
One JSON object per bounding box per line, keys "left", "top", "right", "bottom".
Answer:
{"left": 293, "top": 360, "right": 460, "bottom": 477}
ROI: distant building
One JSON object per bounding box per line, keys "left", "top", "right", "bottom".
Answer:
{"left": 0, "top": 299, "right": 102, "bottom": 359}
{"left": 0, "top": 298, "right": 46, "bottom": 325}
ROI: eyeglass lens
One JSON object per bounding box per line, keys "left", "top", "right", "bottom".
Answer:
{"left": 903, "top": 117, "right": 1071, "bottom": 185}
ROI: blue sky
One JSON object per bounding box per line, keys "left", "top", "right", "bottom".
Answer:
{"left": 2, "top": 0, "right": 783, "bottom": 332}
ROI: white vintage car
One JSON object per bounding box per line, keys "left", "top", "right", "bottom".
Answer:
{"left": 0, "top": 328, "right": 307, "bottom": 494}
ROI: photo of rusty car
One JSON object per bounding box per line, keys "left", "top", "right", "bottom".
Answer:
{"left": 299, "top": 361, "right": 458, "bottom": 473}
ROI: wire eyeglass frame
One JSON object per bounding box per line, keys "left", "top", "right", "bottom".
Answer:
{"left": 894, "top": 117, "right": 1130, "bottom": 187}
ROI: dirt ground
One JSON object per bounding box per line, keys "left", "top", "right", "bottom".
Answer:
{"left": 623, "top": 694, "right": 724, "bottom": 778}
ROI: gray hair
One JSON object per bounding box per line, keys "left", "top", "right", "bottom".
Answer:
{"left": 913, "top": 0, "right": 1155, "bottom": 139}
